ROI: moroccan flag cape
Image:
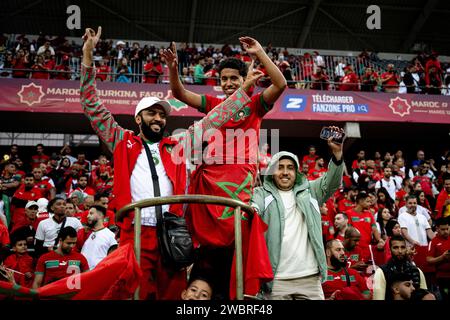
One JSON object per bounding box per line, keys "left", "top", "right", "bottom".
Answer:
{"left": 229, "top": 213, "right": 273, "bottom": 300}
{"left": 186, "top": 164, "right": 257, "bottom": 247}
{"left": 0, "top": 243, "right": 141, "bottom": 300}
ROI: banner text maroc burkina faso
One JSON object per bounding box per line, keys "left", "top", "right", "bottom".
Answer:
{"left": 1, "top": 78, "right": 450, "bottom": 123}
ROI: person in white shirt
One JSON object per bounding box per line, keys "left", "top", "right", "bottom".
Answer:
{"left": 37, "top": 41, "right": 55, "bottom": 56}
{"left": 35, "top": 197, "right": 83, "bottom": 254}
{"left": 398, "top": 195, "right": 435, "bottom": 247}
{"left": 81, "top": 205, "right": 118, "bottom": 270}
{"left": 375, "top": 166, "right": 402, "bottom": 202}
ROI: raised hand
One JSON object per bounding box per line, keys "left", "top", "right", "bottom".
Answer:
{"left": 239, "top": 37, "right": 264, "bottom": 56}
{"left": 161, "top": 42, "right": 178, "bottom": 71}
{"left": 242, "top": 60, "right": 264, "bottom": 93}
{"left": 82, "top": 26, "right": 101, "bottom": 66}
{"left": 82, "top": 26, "right": 102, "bottom": 53}
{"left": 327, "top": 126, "right": 345, "bottom": 160}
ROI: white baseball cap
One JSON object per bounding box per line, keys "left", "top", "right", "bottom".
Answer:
{"left": 25, "top": 201, "right": 39, "bottom": 209}
{"left": 134, "top": 97, "right": 172, "bottom": 118}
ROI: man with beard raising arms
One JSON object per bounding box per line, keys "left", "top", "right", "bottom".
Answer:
{"left": 80, "top": 205, "right": 117, "bottom": 270}
{"left": 80, "top": 27, "right": 259, "bottom": 300}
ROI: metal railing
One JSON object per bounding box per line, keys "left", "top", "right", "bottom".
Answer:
{"left": 116, "top": 194, "right": 255, "bottom": 301}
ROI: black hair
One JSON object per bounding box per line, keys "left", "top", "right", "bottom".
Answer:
{"left": 47, "top": 197, "right": 65, "bottom": 212}
{"left": 411, "top": 288, "right": 435, "bottom": 301}
{"left": 356, "top": 191, "right": 370, "bottom": 202}
{"left": 94, "top": 192, "right": 109, "bottom": 202}
{"left": 36, "top": 143, "right": 44, "bottom": 148}
{"left": 24, "top": 172, "right": 34, "bottom": 179}
{"left": 435, "top": 217, "right": 450, "bottom": 227}
{"left": 385, "top": 219, "right": 400, "bottom": 237}
{"left": 389, "top": 235, "right": 406, "bottom": 248}
{"left": 405, "top": 194, "right": 418, "bottom": 202}
{"left": 90, "top": 204, "right": 106, "bottom": 216}
{"left": 58, "top": 226, "right": 77, "bottom": 241}
{"left": 376, "top": 207, "right": 390, "bottom": 238}
{"left": 9, "top": 229, "right": 28, "bottom": 246}
{"left": 218, "top": 58, "right": 248, "bottom": 77}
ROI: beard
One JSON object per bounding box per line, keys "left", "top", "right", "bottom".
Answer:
{"left": 330, "top": 255, "right": 347, "bottom": 269}
{"left": 87, "top": 219, "right": 98, "bottom": 229}
{"left": 140, "top": 121, "right": 165, "bottom": 143}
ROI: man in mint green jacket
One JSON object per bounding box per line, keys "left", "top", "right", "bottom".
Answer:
{"left": 251, "top": 129, "right": 345, "bottom": 300}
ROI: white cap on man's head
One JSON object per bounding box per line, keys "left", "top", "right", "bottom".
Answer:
{"left": 25, "top": 201, "right": 39, "bottom": 209}
{"left": 134, "top": 97, "right": 172, "bottom": 118}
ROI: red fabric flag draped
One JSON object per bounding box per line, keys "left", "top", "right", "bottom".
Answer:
{"left": 0, "top": 243, "right": 142, "bottom": 300}
{"left": 229, "top": 213, "right": 273, "bottom": 300}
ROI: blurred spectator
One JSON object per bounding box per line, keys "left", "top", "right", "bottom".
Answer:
{"left": 311, "top": 66, "right": 329, "bottom": 90}
{"left": 193, "top": 56, "right": 205, "bottom": 84}
{"left": 3, "top": 231, "right": 34, "bottom": 287}
{"left": 425, "top": 64, "right": 442, "bottom": 95}
{"left": 115, "top": 57, "right": 132, "bottom": 83}
{"left": 333, "top": 213, "right": 349, "bottom": 241}
{"left": 339, "top": 65, "right": 359, "bottom": 91}
{"left": 360, "top": 67, "right": 379, "bottom": 92}
{"left": 402, "top": 64, "right": 422, "bottom": 94}
{"left": 312, "top": 51, "right": 325, "bottom": 73}
{"left": 53, "top": 55, "right": 71, "bottom": 80}
{"left": 279, "top": 61, "right": 294, "bottom": 88}
{"left": 30, "top": 55, "right": 51, "bottom": 79}
{"left": 203, "top": 59, "right": 219, "bottom": 86}
{"left": 381, "top": 64, "right": 400, "bottom": 93}
{"left": 11, "top": 48, "right": 30, "bottom": 78}
{"left": 143, "top": 56, "right": 163, "bottom": 84}
{"left": 37, "top": 41, "right": 55, "bottom": 56}
{"left": 96, "top": 59, "right": 111, "bottom": 82}
{"left": 435, "top": 176, "right": 450, "bottom": 219}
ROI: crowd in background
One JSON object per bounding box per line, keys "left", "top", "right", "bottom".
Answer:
{"left": 1, "top": 33, "right": 449, "bottom": 94}
{"left": 1, "top": 141, "right": 450, "bottom": 300}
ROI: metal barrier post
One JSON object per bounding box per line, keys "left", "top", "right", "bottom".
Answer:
{"left": 134, "top": 207, "right": 141, "bottom": 300}
{"left": 234, "top": 206, "right": 244, "bottom": 300}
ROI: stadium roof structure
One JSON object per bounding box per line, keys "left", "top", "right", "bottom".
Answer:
{"left": 2, "top": 0, "right": 450, "bottom": 55}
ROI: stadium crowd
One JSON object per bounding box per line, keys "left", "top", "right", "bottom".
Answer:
{"left": 1, "top": 33, "right": 449, "bottom": 94}
{"left": 0, "top": 28, "right": 450, "bottom": 301}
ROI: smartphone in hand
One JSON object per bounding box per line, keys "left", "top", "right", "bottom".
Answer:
{"left": 319, "top": 126, "right": 345, "bottom": 144}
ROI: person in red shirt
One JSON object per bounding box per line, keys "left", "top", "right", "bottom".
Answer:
{"left": 0, "top": 219, "right": 9, "bottom": 250}
{"left": 12, "top": 49, "right": 30, "bottom": 78}
{"left": 435, "top": 176, "right": 450, "bottom": 219}
{"left": 413, "top": 163, "right": 435, "bottom": 201}
{"left": 3, "top": 232, "right": 34, "bottom": 287}
{"left": 143, "top": 56, "right": 163, "bottom": 84}
{"left": 380, "top": 64, "right": 400, "bottom": 93}
{"left": 163, "top": 36, "right": 286, "bottom": 298}
{"left": 32, "top": 167, "right": 55, "bottom": 200}
{"left": 426, "top": 217, "right": 450, "bottom": 300}
{"left": 10, "top": 200, "right": 39, "bottom": 234}
{"left": 346, "top": 192, "right": 384, "bottom": 261}
{"left": 95, "top": 59, "right": 111, "bottom": 82}
{"left": 203, "top": 58, "right": 219, "bottom": 86}
{"left": 91, "top": 164, "right": 114, "bottom": 194}
{"left": 69, "top": 174, "right": 95, "bottom": 199}
{"left": 310, "top": 66, "right": 330, "bottom": 90}
{"left": 31, "top": 144, "right": 50, "bottom": 170}
{"left": 351, "top": 150, "right": 365, "bottom": 170}
{"left": 30, "top": 54, "right": 51, "bottom": 79}
{"left": 321, "top": 203, "right": 335, "bottom": 244}
{"left": 302, "top": 145, "right": 318, "bottom": 170}
{"left": 343, "top": 226, "right": 367, "bottom": 272}
{"left": 322, "top": 239, "right": 370, "bottom": 300}
{"left": 337, "top": 186, "right": 358, "bottom": 213}
{"left": 53, "top": 55, "right": 72, "bottom": 80}
{"left": 334, "top": 213, "right": 349, "bottom": 242}
{"left": 308, "top": 157, "right": 328, "bottom": 180}
{"left": 32, "top": 226, "right": 88, "bottom": 288}
{"left": 339, "top": 65, "right": 359, "bottom": 91}
{"left": 10, "top": 174, "right": 42, "bottom": 228}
